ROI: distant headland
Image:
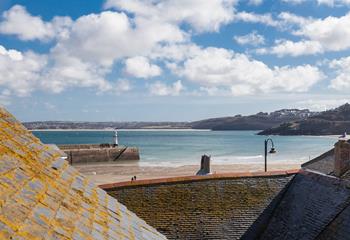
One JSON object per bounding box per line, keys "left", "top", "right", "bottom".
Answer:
{"left": 258, "top": 103, "right": 350, "bottom": 136}
{"left": 24, "top": 108, "right": 316, "bottom": 131}
{"left": 24, "top": 103, "right": 350, "bottom": 136}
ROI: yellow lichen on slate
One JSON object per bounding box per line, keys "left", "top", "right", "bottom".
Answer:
{"left": 0, "top": 107, "right": 167, "bottom": 240}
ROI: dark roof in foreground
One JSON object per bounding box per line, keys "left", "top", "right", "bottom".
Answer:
{"left": 104, "top": 169, "right": 350, "bottom": 240}
{"left": 246, "top": 170, "right": 350, "bottom": 239}
{"left": 0, "top": 107, "right": 166, "bottom": 239}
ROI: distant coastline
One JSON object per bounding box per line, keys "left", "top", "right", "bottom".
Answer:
{"left": 30, "top": 128, "right": 210, "bottom": 132}
{"left": 23, "top": 108, "right": 318, "bottom": 134}
{"left": 26, "top": 104, "right": 350, "bottom": 135}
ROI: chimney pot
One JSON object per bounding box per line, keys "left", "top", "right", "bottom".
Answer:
{"left": 334, "top": 139, "right": 350, "bottom": 177}
{"left": 196, "top": 155, "right": 211, "bottom": 175}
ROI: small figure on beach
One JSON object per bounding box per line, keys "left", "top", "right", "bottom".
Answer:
{"left": 131, "top": 176, "right": 134, "bottom": 181}
{"left": 134, "top": 175, "right": 137, "bottom": 180}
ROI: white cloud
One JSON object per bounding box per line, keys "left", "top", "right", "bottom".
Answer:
{"left": 257, "top": 40, "right": 323, "bottom": 57}
{"left": 282, "top": 0, "right": 350, "bottom": 6}
{"left": 248, "top": 0, "right": 263, "bottom": 5}
{"left": 317, "top": 0, "right": 350, "bottom": 6}
{"left": 44, "top": 102, "right": 56, "bottom": 110}
{"left": 115, "top": 79, "right": 132, "bottom": 92}
{"left": 199, "top": 86, "right": 222, "bottom": 96}
{"left": 0, "top": 89, "right": 11, "bottom": 106}
{"left": 104, "top": 0, "right": 237, "bottom": 33}
{"left": 173, "top": 47, "right": 324, "bottom": 95}
{"left": 260, "top": 12, "right": 350, "bottom": 56}
{"left": 295, "top": 13, "right": 350, "bottom": 52}
{"left": 41, "top": 50, "right": 112, "bottom": 94}
{"left": 233, "top": 11, "right": 311, "bottom": 29}
{"left": 329, "top": 56, "right": 350, "bottom": 90}
{"left": 0, "top": 6, "right": 188, "bottom": 97}
{"left": 234, "top": 31, "right": 265, "bottom": 46}
{"left": 149, "top": 80, "right": 184, "bottom": 96}
{"left": 0, "top": 44, "right": 113, "bottom": 96}
{"left": 233, "top": 12, "right": 279, "bottom": 27}
{"left": 0, "top": 5, "right": 71, "bottom": 41}
{"left": 296, "top": 99, "right": 350, "bottom": 111}
{"left": 150, "top": 43, "right": 202, "bottom": 62}
{"left": 281, "top": 0, "right": 307, "bottom": 4}
{"left": 231, "top": 84, "right": 255, "bottom": 96}
{"left": 125, "top": 56, "right": 162, "bottom": 78}
{"left": 0, "top": 45, "right": 47, "bottom": 96}
{"left": 318, "top": 0, "right": 334, "bottom": 5}
{"left": 54, "top": 10, "right": 187, "bottom": 67}
{"left": 277, "top": 12, "right": 313, "bottom": 26}
{"left": 0, "top": 3, "right": 333, "bottom": 99}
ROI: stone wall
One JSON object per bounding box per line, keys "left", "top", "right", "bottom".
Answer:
{"left": 104, "top": 172, "right": 295, "bottom": 240}
{"left": 58, "top": 144, "right": 139, "bottom": 164}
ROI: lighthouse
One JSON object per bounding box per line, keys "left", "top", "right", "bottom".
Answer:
{"left": 113, "top": 130, "right": 119, "bottom": 146}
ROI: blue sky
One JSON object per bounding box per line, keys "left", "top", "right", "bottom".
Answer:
{"left": 1, "top": 0, "right": 350, "bottom": 121}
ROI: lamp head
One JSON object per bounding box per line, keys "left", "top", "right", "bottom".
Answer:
{"left": 269, "top": 147, "right": 276, "bottom": 154}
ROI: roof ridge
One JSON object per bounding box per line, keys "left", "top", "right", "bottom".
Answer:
{"left": 100, "top": 169, "right": 300, "bottom": 190}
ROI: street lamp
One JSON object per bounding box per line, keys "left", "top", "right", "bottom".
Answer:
{"left": 264, "top": 138, "right": 276, "bottom": 172}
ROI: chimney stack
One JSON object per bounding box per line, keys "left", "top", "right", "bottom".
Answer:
{"left": 334, "top": 139, "right": 350, "bottom": 177}
{"left": 196, "top": 155, "right": 211, "bottom": 175}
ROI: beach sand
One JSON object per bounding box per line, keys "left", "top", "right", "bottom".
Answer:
{"left": 75, "top": 162, "right": 300, "bottom": 185}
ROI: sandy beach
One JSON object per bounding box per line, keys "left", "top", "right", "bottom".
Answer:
{"left": 75, "top": 162, "right": 300, "bottom": 185}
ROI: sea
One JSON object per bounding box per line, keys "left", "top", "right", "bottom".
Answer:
{"left": 32, "top": 130, "right": 337, "bottom": 167}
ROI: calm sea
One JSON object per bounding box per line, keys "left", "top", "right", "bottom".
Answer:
{"left": 32, "top": 130, "right": 337, "bottom": 166}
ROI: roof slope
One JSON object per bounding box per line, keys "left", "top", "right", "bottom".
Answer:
{"left": 301, "top": 148, "right": 335, "bottom": 175}
{"left": 105, "top": 173, "right": 295, "bottom": 240}
{"left": 0, "top": 108, "right": 166, "bottom": 240}
{"left": 255, "top": 171, "right": 350, "bottom": 240}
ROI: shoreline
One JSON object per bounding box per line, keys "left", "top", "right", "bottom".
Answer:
{"left": 30, "top": 128, "right": 341, "bottom": 137}
{"left": 30, "top": 128, "right": 210, "bottom": 132}
{"left": 75, "top": 162, "right": 301, "bottom": 185}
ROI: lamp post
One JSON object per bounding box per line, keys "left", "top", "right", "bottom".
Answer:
{"left": 264, "top": 138, "right": 276, "bottom": 172}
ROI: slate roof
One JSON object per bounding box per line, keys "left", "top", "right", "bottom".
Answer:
{"left": 301, "top": 146, "right": 350, "bottom": 181}
{"left": 301, "top": 148, "right": 335, "bottom": 175}
{"left": 0, "top": 107, "right": 166, "bottom": 240}
{"left": 243, "top": 170, "right": 350, "bottom": 240}
{"left": 104, "top": 172, "right": 296, "bottom": 240}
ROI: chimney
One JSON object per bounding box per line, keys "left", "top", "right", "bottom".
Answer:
{"left": 196, "top": 155, "right": 210, "bottom": 175}
{"left": 334, "top": 139, "right": 350, "bottom": 177}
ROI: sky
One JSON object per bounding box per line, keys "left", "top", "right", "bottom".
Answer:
{"left": 1, "top": 0, "right": 350, "bottom": 121}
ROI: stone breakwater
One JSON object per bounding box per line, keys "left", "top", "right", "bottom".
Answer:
{"left": 58, "top": 144, "right": 140, "bottom": 164}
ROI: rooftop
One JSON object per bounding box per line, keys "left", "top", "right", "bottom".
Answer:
{"left": 3, "top": 105, "right": 350, "bottom": 240}
{"left": 0, "top": 107, "right": 166, "bottom": 239}
{"left": 103, "top": 168, "right": 350, "bottom": 240}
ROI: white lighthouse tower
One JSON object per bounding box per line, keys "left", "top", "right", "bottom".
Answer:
{"left": 113, "top": 130, "right": 119, "bottom": 146}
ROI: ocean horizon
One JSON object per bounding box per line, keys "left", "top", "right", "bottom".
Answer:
{"left": 32, "top": 130, "right": 337, "bottom": 167}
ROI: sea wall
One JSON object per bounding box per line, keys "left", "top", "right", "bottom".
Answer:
{"left": 58, "top": 144, "right": 139, "bottom": 164}
{"left": 102, "top": 170, "right": 297, "bottom": 240}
